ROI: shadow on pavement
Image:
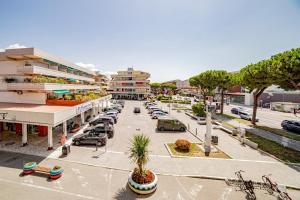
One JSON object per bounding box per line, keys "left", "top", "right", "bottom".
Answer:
{"left": 113, "top": 184, "right": 154, "bottom": 200}
{"left": 0, "top": 150, "right": 45, "bottom": 170}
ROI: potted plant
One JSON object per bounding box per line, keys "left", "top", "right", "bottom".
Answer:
{"left": 128, "top": 134, "right": 157, "bottom": 195}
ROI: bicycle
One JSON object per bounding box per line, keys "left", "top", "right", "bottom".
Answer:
{"left": 262, "top": 174, "right": 292, "bottom": 200}
{"left": 235, "top": 170, "right": 256, "bottom": 199}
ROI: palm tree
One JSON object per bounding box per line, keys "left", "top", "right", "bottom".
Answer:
{"left": 129, "top": 134, "right": 150, "bottom": 177}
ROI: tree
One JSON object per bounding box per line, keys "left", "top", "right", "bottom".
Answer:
{"left": 270, "top": 48, "right": 300, "bottom": 90}
{"left": 192, "top": 102, "right": 206, "bottom": 117}
{"left": 129, "top": 134, "right": 150, "bottom": 176}
{"left": 150, "top": 83, "right": 162, "bottom": 94}
{"left": 239, "top": 60, "right": 273, "bottom": 124}
{"left": 161, "top": 83, "right": 177, "bottom": 94}
{"left": 200, "top": 70, "right": 235, "bottom": 114}
{"left": 189, "top": 71, "right": 220, "bottom": 105}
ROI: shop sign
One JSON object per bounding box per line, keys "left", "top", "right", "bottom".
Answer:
{"left": 76, "top": 102, "right": 93, "bottom": 114}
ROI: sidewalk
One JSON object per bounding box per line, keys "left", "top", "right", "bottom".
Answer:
{"left": 49, "top": 147, "right": 300, "bottom": 189}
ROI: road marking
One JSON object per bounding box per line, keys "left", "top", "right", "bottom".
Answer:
{"left": 219, "top": 188, "right": 232, "bottom": 200}
{"left": 0, "top": 177, "right": 98, "bottom": 200}
{"left": 175, "top": 176, "right": 194, "bottom": 200}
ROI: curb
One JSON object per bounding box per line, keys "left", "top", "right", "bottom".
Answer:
{"left": 52, "top": 157, "right": 300, "bottom": 191}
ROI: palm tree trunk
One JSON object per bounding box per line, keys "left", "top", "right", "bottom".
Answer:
{"left": 251, "top": 87, "right": 266, "bottom": 125}
{"left": 220, "top": 89, "right": 224, "bottom": 114}
{"left": 138, "top": 162, "right": 143, "bottom": 176}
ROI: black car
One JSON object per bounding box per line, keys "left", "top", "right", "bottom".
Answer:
{"left": 134, "top": 107, "right": 141, "bottom": 113}
{"left": 84, "top": 123, "right": 114, "bottom": 138}
{"left": 89, "top": 116, "right": 114, "bottom": 126}
{"left": 281, "top": 120, "right": 300, "bottom": 134}
{"left": 72, "top": 131, "right": 107, "bottom": 146}
{"left": 103, "top": 107, "right": 121, "bottom": 113}
{"left": 104, "top": 113, "right": 117, "bottom": 123}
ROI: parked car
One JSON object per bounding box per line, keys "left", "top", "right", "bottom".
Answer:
{"left": 89, "top": 116, "right": 114, "bottom": 126}
{"left": 281, "top": 120, "right": 300, "bottom": 134}
{"left": 231, "top": 107, "right": 245, "bottom": 115}
{"left": 157, "top": 117, "right": 186, "bottom": 132}
{"left": 105, "top": 110, "right": 119, "bottom": 116}
{"left": 239, "top": 111, "right": 259, "bottom": 122}
{"left": 84, "top": 123, "right": 114, "bottom": 138}
{"left": 116, "top": 100, "right": 125, "bottom": 107}
{"left": 105, "top": 113, "right": 117, "bottom": 123}
{"left": 103, "top": 107, "right": 121, "bottom": 113}
{"left": 151, "top": 112, "right": 167, "bottom": 119}
{"left": 72, "top": 131, "right": 107, "bottom": 146}
{"left": 112, "top": 104, "right": 123, "bottom": 110}
{"left": 262, "top": 102, "right": 271, "bottom": 108}
{"left": 148, "top": 108, "right": 162, "bottom": 114}
{"left": 134, "top": 107, "right": 141, "bottom": 113}
{"left": 152, "top": 110, "right": 168, "bottom": 115}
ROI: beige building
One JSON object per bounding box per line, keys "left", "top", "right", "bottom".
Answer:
{"left": 0, "top": 47, "right": 111, "bottom": 150}
{"left": 108, "top": 67, "right": 150, "bottom": 100}
{"left": 94, "top": 71, "right": 109, "bottom": 91}
{"left": 163, "top": 79, "right": 197, "bottom": 95}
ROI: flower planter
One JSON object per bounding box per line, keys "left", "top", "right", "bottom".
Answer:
{"left": 46, "top": 99, "right": 85, "bottom": 106}
{"left": 128, "top": 171, "right": 158, "bottom": 195}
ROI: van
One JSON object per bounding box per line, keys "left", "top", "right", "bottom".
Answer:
{"left": 157, "top": 117, "right": 186, "bottom": 132}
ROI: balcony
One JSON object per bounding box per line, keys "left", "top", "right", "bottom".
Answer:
{"left": 7, "top": 83, "right": 100, "bottom": 91}
{"left": 17, "top": 65, "right": 95, "bottom": 82}
{"left": 110, "top": 79, "right": 150, "bottom": 83}
{"left": 110, "top": 86, "right": 150, "bottom": 89}
{"left": 109, "top": 91, "right": 150, "bottom": 94}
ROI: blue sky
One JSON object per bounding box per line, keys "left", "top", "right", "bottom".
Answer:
{"left": 1, "top": 0, "right": 300, "bottom": 82}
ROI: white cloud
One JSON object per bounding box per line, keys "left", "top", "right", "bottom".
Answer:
{"left": 76, "top": 62, "right": 116, "bottom": 78}
{"left": 0, "top": 43, "right": 27, "bottom": 52}
{"left": 76, "top": 62, "right": 98, "bottom": 71}
{"left": 99, "top": 70, "right": 116, "bottom": 79}
{"left": 6, "top": 43, "right": 26, "bottom": 49}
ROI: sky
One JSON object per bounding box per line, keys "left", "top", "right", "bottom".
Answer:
{"left": 1, "top": 0, "right": 300, "bottom": 82}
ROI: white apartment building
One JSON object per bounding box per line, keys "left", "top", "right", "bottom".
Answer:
{"left": 0, "top": 47, "right": 111, "bottom": 150}
{"left": 109, "top": 68, "right": 150, "bottom": 100}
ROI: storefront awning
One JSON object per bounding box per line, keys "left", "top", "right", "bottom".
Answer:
{"left": 53, "top": 90, "right": 70, "bottom": 94}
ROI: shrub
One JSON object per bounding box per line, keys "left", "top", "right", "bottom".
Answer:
{"left": 156, "top": 94, "right": 164, "bottom": 101}
{"left": 175, "top": 139, "right": 191, "bottom": 151}
{"left": 192, "top": 102, "right": 206, "bottom": 117}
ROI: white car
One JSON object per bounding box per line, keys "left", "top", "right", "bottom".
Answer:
{"left": 152, "top": 112, "right": 167, "bottom": 119}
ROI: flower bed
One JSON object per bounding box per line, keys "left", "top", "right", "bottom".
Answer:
{"left": 166, "top": 143, "right": 231, "bottom": 158}
{"left": 131, "top": 169, "right": 154, "bottom": 184}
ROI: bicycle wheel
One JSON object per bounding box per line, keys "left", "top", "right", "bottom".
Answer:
{"left": 280, "top": 192, "right": 292, "bottom": 200}
{"left": 262, "top": 176, "right": 274, "bottom": 194}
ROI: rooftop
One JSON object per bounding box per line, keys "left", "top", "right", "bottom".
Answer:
{"left": 0, "top": 48, "right": 95, "bottom": 76}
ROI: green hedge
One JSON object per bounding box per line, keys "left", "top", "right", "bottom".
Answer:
{"left": 161, "top": 100, "right": 191, "bottom": 104}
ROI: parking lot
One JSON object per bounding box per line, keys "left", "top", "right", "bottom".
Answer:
{"left": 70, "top": 100, "right": 200, "bottom": 156}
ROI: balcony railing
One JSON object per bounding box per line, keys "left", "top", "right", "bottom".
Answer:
{"left": 17, "top": 65, "right": 95, "bottom": 82}
{"left": 7, "top": 83, "right": 100, "bottom": 91}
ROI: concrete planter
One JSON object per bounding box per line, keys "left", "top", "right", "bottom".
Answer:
{"left": 128, "top": 171, "right": 158, "bottom": 195}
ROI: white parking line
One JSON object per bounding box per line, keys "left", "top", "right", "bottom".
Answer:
{"left": 0, "top": 178, "right": 98, "bottom": 200}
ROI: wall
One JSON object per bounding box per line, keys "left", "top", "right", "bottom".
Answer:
{"left": 0, "top": 61, "right": 23, "bottom": 75}
{"left": 244, "top": 93, "right": 254, "bottom": 106}
{"left": 0, "top": 92, "right": 46, "bottom": 104}
{"left": 260, "top": 93, "right": 300, "bottom": 104}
